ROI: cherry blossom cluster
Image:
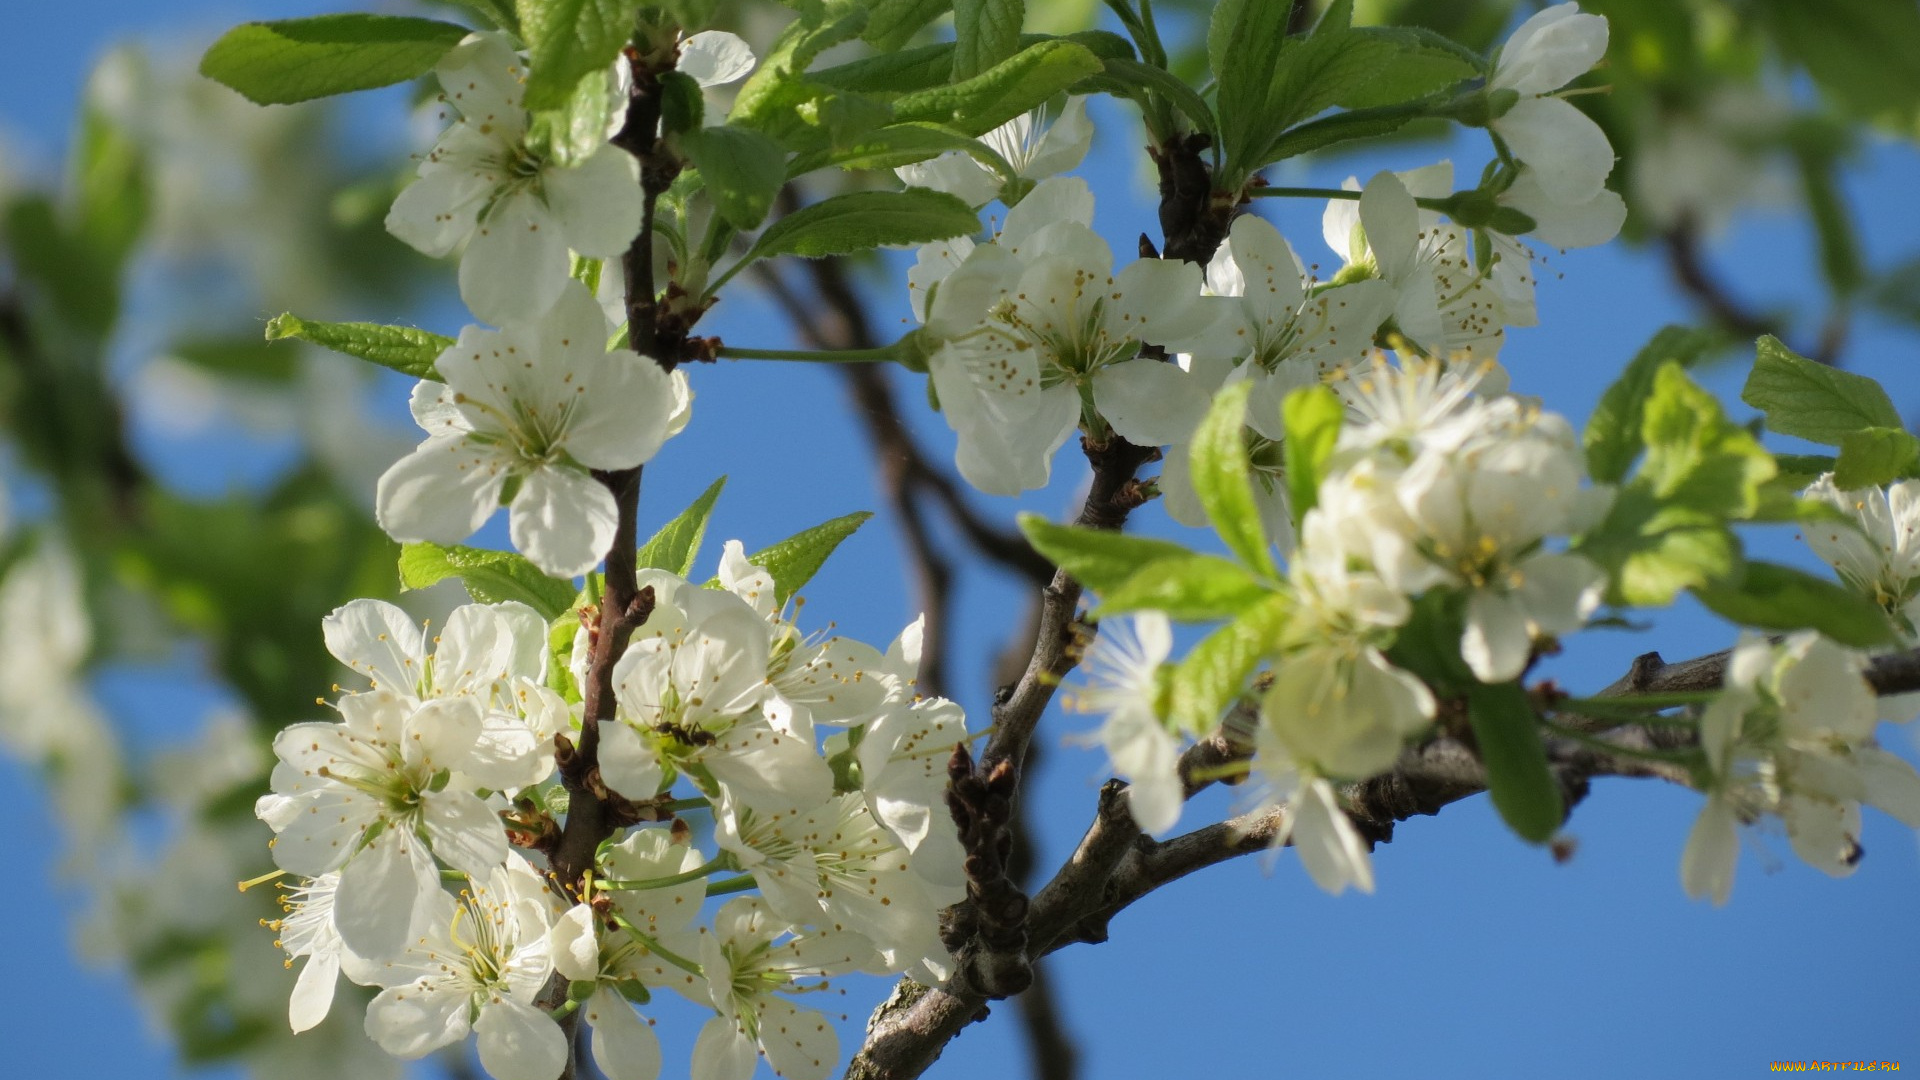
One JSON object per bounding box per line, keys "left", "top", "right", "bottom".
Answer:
{"left": 252, "top": 545, "right": 968, "bottom": 1080}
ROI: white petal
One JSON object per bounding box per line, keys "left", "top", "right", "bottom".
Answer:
{"left": 288, "top": 952, "right": 340, "bottom": 1033}
{"left": 509, "top": 466, "right": 618, "bottom": 579}
{"left": 375, "top": 435, "right": 508, "bottom": 545}
{"left": 422, "top": 789, "right": 509, "bottom": 878}
{"left": 1855, "top": 746, "right": 1920, "bottom": 827}
{"left": 475, "top": 995, "right": 569, "bottom": 1080}
{"left": 563, "top": 351, "right": 680, "bottom": 470}
{"left": 462, "top": 193, "right": 572, "bottom": 326}
{"left": 334, "top": 830, "right": 431, "bottom": 959}
{"left": 437, "top": 31, "right": 527, "bottom": 124}
{"left": 1494, "top": 97, "right": 1614, "bottom": 205}
{"left": 1494, "top": 5, "right": 1609, "bottom": 96}
{"left": 1462, "top": 589, "right": 1533, "bottom": 683}
{"left": 323, "top": 600, "right": 425, "bottom": 697}
{"left": 587, "top": 986, "right": 664, "bottom": 1080}
{"left": 1092, "top": 360, "right": 1211, "bottom": 447}
{"left": 1502, "top": 169, "right": 1626, "bottom": 249}
{"left": 897, "top": 152, "right": 1000, "bottom": 208}
{"left": 1112, "top": 257, "right": 1214, "bottom": 350}
{"left": 548, "top": 146, "right": 644, "bottom": 258}
{"left": 692, "top": 1016, "right": 759, "bottom": 1080}
{"left": 1358, "top": 171, "right": 1420, "bottom": 282}
{"left": 1681, "top": 797, "right": 1738, "bottom": 905}
{"left": 386, "top": 163, "right": 491, "bottom": 257}
{"left": 1513, "top": 552, "right": 1607, "bottom": 637}
{"left": 999, "top": 176, "right": 1093, "bottom": 253}
{"left": 679, "top": 30, "right": 756, "bottom": 87}
{"left": 758, "top": 997, "right": 839, "bottom": 1080}
{"left": 1022, "top": 96, "right": 1094, "bottom": 180}
{"left": 1292, "top": 779, "right": 1375, "bottom": 895}
{"left": 366, "top": 983, "right": 470, "bottom": 1058}
{"left": 599, "top": 725, "right": 666, "bottom": 804}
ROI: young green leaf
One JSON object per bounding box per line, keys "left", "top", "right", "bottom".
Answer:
{"left": 637, "top": 476, "right": 726, "bottom": 577}
{"left": 891, "top": 40, "right": 1103, "bottom": 135}
{"left": 1833, "top": 426, "right": 1920, "bottom": 489}
{"left": 1191, "top": 381, "right": 1277, "bottom": 579}
{"left": 1282, "top": 385, "right": 1344, "bottom": 528}
{"left": 1584, "top": 324, "right": 1723, "bottom": 484}
{"left": 864, "top": 0, "right": 954, "bottom": 53}
{"left": 1742, "top": 334, "right": 1901, "bottom": 446}
{"left": 265, "top": 314, "right": 452, "bottom": 380}
{"left": 680, "top": 126, "right": 788, "bottom": 229}
{"left": 1693, "top": 560, "right": 1896, "bottom": 648}
{"left": 399, "top": 542, "right": 578, "bottom": 619}
{"left": 741, "top": 189, "right": 977, "bottom": 264}
{"left": 1465, "top": 680, "right": 1562, "bottom": 845}
{"left": 1773, "top": 454, "right": 1841, "bottom": 487}
{"left": 200, "top": 15, "right": 470, "bottom": 106}
{"left": 73, "top": 106, "right": 148, "bottom": 274}
{"left": 1092, "top": 553, "right": 1274, "bottom": 621}
{"left": 1167, "top": 593, "right": 1291, "bottom": 736}
{"left": 1094, "top": 57, "right": 1218, "bottom": 138}
{"left": 1642, "top": 363, "right": 1776, "bottom": 520}
{"left": 1018, "top": 514, "right": 1196, "bottom": 591}
{"left": 1575, "top": 488, "right": 1742, "bottom": 608}
{"left": 747, "top": 511, "right": 874, "bottom": 605}
{"left": 517, "top": 0, "right": 640, "bottom": 111}
{"left": 953, "top": 0, "right": 1025, "bottom": 83}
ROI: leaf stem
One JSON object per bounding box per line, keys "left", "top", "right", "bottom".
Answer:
{"left": 716, "top": 344, "right": 901, "bottom": 363}
{"left": 1251, "top": 185, "right": 1451, "bottom": 212}
{"left": 597, "top": 854, "right": 735, "bottom": 892}
{"left": 704, "top": 873, "right": 758, "bottom": 897}
{"left": 612, "top": 914, "right": 705, "bottom": 977}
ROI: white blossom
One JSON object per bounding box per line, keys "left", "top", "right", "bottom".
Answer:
{"left": 1488, "top": 3, "right": 1614, "bottom": 207}
{"left": 386, "top": 32, "right": 643, "bottom": 325}
{"left": 1065, "top": 612, "right": 1185, "bottom": 835}
{"left": 376, "top": 282, "right": 687, "bottom": 579}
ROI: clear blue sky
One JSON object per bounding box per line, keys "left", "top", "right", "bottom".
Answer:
{"left": 5, "top": 3, "right": 1918, "bottom": 1078}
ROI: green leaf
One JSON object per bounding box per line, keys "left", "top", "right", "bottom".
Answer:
{"left": 517, "top": 0, "right": 639, "bottom": 112}
{"left": 791, "top": 123, "right": 1008, "bottom": 177}
{"left": 863, "top": 0, "right": 954, "bottom": 53}
{"left": 1642, "top": 363, "right": 1776, "bottom": 520}
{"left": 399, "top": 543, "right": 578, "bottom": 618}
{"left": 1191, "top": 381, "right": 1277, "bottom": 579}
{"left": 1168, "top": 593, "right": 1291, "bottom": 735}
{"left": 953, "top": 0, "right": 1024, "bottom": 83}
{"left": 1331, "top": 27, "right": 1478, "bottom": 109}
{"left": 1584, "top": 325, "right": 1723, "bottom": 484}
{"left": 1577, "top": 489, "right": 1742, "bottom": 608}
{"left": 1742, "top": 334, "right": 1901, "bottom": 446}
{"left": 199, "top": 15, "right": 470, "bottom": 105}
{"left": 747, "top": 512, "right": 874, "bottom": 605}
{"left": 1466, "top": 681, "right": 1562, "bottom": 844}
{"left": 1094, "top": 57, "right": 1217, "bottom": 136}
{"left": 1772, "top": 454, "right": 1841, "bottom": 488}
{"left": 1018, "top": 514, "right": 1196, "bottom": 591}
{"left": 532, "top": 66, "right": 621, "bottom": 167}
{"left": 1693, "top": 561, "right": 1896, "bottom": 648}
{"left": 1262, "top": 104, "right": 1421, "bottom": 164}
{"left": 680, "top": 126, "right": 788, "bottom": 229}
{"left": 265, "top": 313, "right": 452, "bottom": 380}
{"left": 637, "top": 476, "right": 726, "bottom": 577}
{"left": 1093, "top": 553, "right": 1274, "bottom": 621}
{"left": 1281, "top": 385, "right": 1344, "bottom": 529}
{"left": 742, "top": 189, "right": 977, "bottom": 263}
{"left": 1833, "top": 426, "right": 1920, "bottom": 489}
{"left": 1210, "top": 0, "right": 1293, "bottom": 174}
{"left": 733, "top": 6, "right": 871, "bottom": 136}
{"left": 891, "top": 40, "right": 1103, "bottom": 135}
{"left": 443, "top": 0, "right": 521, "bottom": 33}
{"left": 73, "top": 105, "right": 149, "bottom": 274}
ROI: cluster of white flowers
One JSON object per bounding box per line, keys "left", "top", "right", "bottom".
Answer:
{"left": 1683, "top": 632, "right": 1920, "bottom": 905}
{"left": 251, "top": 546, "right": 969, "bottom": 1080}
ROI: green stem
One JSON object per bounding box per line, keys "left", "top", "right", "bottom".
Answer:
{"left": 598, "top": 854, "right": 734, "bottom": 892}
{"left": 716, "top": 344, "right": 901, "bottom": 363}
{"left": 1252, "top": 186, "right": 1452, "bottom": 212}
{"left": 1540, "top": 719, "right": 1702, "bottom": 766}
{"left": 611, "top": 914, "right": 705, "bottom": 977}
{"left": 661, "top": 796, "right": 711, "bottom": 813}
{"left": 1560, "top": 692, "right": 1718, "bottom": 711}
{"left": 704, "top": 874, "right": 758, "bottom": 897}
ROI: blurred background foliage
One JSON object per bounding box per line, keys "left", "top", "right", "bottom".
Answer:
{"left": 2, "top": 0, "right": 1918, "bottom": 1076}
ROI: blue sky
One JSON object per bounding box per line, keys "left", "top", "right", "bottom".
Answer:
{"left": 5, "top": 3, "right": 1919, "bottom": 1078}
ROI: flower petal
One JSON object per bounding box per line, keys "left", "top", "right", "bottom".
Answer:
{"left": 1494, "top": 96, "right": 1614, "bottom": 205}
{"left": 462, "top": 192, "right": 571, "bottom": 326}
{"left": 475, "top": 995, "right": 569, "bottom": 1080}
{"left": 366, "top": 982, "right": 470, "bottom": 1058}
{"left": 335, "top": 829, "right": 432, "bottom": 959}
{"left": 509, "top": 466, "right": 618, "bottom": 579}
{"left": 587, "top": 985, "right": 664, "bottom": 1080}
{"left": 548, "top": 145, "right": 644, "bottom": 258}
{"left": 375, "top": 435, "right": 509, "bottom": 545}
